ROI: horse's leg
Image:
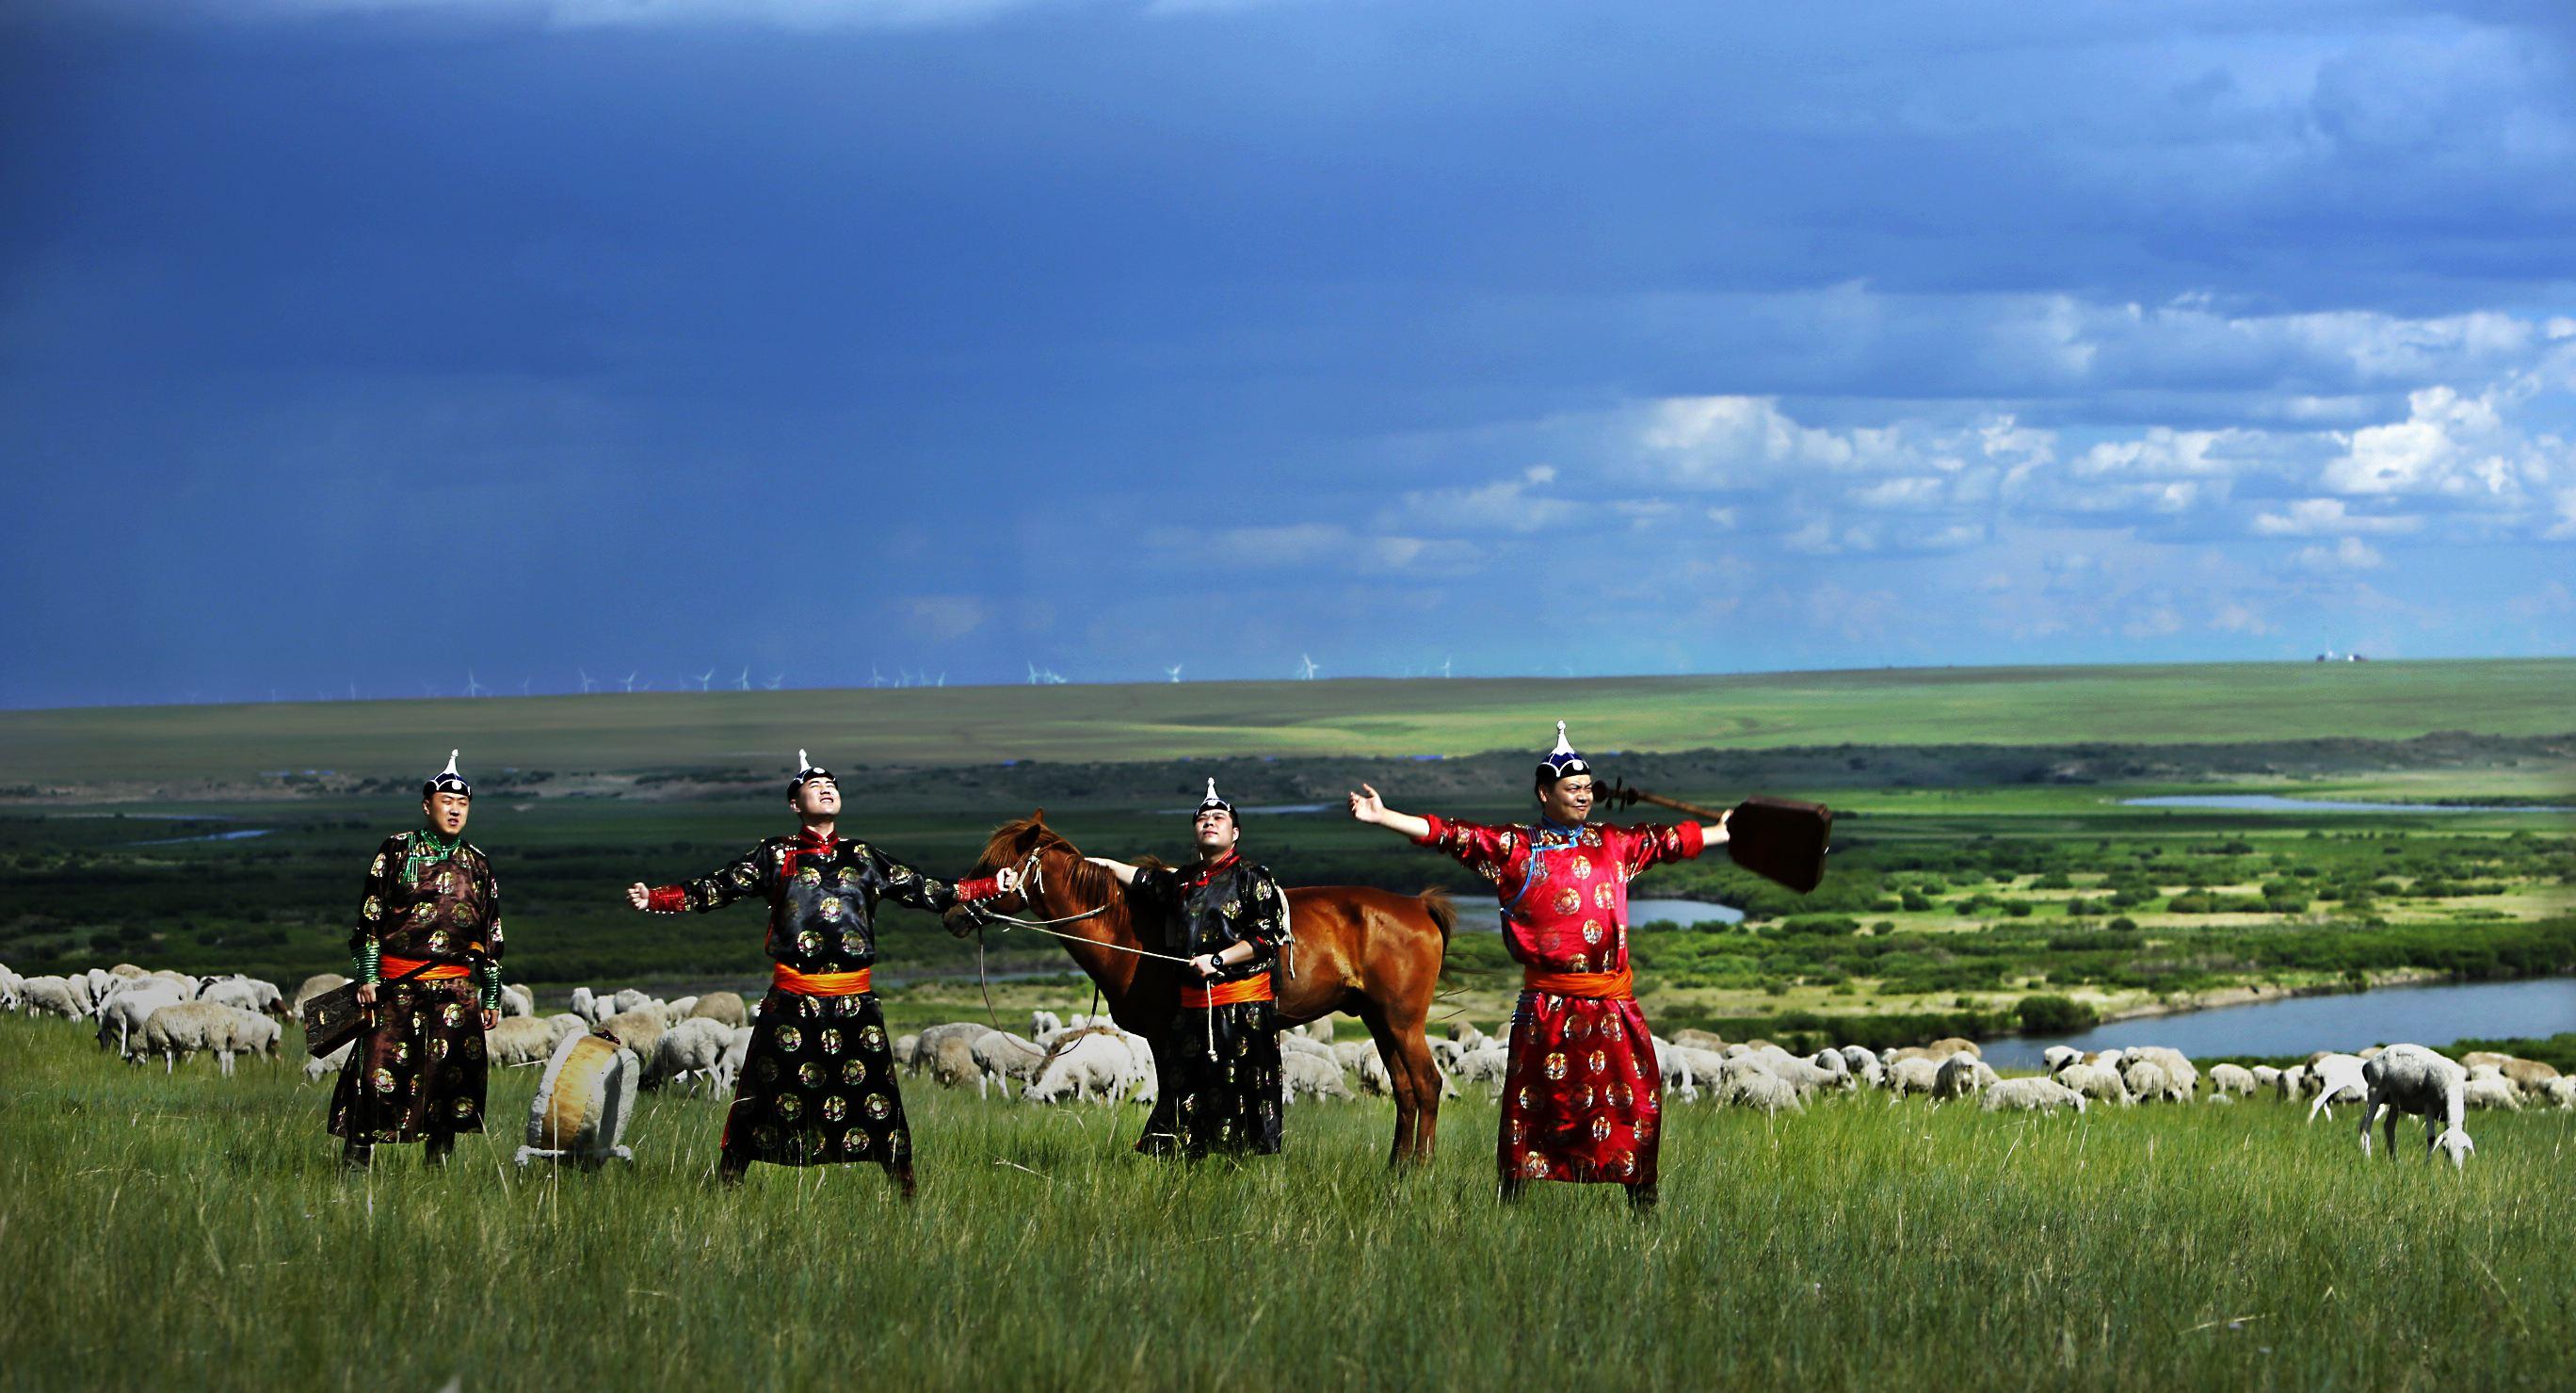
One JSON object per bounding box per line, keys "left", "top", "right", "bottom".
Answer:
{"left": 1357, "top": 1004, "right": 1418, "bottom": 1169}
{"left": 1360, "top": 999, "right": 1441, "bottom": 1169}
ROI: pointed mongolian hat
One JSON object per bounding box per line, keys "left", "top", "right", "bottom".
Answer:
{"left": 788, "top": 749, "right": 835, "bottom": 795}
{"left": 1196, "top": 777, "right": 1234, "bottom": 818}
{"left": 1536, "top": 721, "right": 1592, "bottom": 784}
{"left": 424, "top": 750, "right": 471, "bottom": 799}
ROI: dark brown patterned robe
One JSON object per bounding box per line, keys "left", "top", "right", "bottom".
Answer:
{"left": 329, "top": 830, "right": 503, "bottom": 1145}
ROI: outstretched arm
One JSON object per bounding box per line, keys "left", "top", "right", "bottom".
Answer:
{"left": 1345, "top": 784, "right": 1432, "bottom": 841}
{"left": 1084, "top": 855, "right": 1142, "bottom": 886}
{"left": 627, "top": 845, "right": 767, "bottom": 915}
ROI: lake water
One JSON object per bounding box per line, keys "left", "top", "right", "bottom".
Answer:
{"left": 2119, "top": 795, "right": 2572, "bottom": 814}
{"left": 126, "top": 829, "right": 274, "bottom": 846}
{"left": 1982, "top": 976, "right": 2576, "bottom": 1068}
{"left": 1627, "top": 899, "right": 1747, "bottom": 928}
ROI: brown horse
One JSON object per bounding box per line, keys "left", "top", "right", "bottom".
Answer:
{"left": 945, "top": 812, "right": 1456, "bottom": 1167}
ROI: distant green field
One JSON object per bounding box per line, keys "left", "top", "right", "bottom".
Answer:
{"left": 2, "top": 657, "right": 2568, "bottom": 786}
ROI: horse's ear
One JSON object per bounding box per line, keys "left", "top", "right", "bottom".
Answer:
{"left": 1032, "top": 807, "right": 1046, "bottom": 826}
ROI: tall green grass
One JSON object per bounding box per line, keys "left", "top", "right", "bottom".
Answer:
{"left": 2, "top": 1013, "right": 2568, "bottom": 1390}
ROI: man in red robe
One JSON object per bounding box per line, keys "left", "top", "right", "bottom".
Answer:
{"left": 1347, "top": 722, "right": 1728, "bottom": 1209}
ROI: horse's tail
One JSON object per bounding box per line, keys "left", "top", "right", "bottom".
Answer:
{"left": 1417, "top": 887, "right": 1457, "bottom": 946}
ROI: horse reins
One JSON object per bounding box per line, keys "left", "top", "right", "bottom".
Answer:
{"left": 970, "top": 846, "right": 1231, "bottom": 1061}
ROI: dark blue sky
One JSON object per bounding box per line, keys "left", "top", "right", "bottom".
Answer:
{"left": 5, "top": 1, "right": 2572, "bottom": 707}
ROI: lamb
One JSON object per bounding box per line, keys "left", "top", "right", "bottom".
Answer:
{"left": 1933, "top": 1055, "right": 1999, "bottom": 1101}
{"left": 1981, "top": 1077, "right": 2088, "bottom": 1113}
{"left": 2304, "top": 1054, "right": 2370, "bottom": 1123}
{"left": 2057, "top": 1061, "right": 2132, "bottom": 1107}
{"left": 971, "top": 1030, "right": 1050, "bottom": 1099}
{"left": 135, "top": 1001, "right": 273, "bottom": 1075}
{"left": 2359, "top": 1044, "right": 2473, "bottom": 1168}
{"left": 1281, "top": 1050, "right": 1358, "bottom": 1100}
{"left": 1765, "top": 1052, "right": 1847, "bottom": 1093}
{"left": 716, "top": 1026, "right": 753, "bottom": 1094}
{"left": 687, "top": 991, "right": 749, "bottom": 1029}
{"left": 487, "top": 1016, "right": 562, "bottom": 1069}
{"left": 1022, "top": 1033, "right": 1140, "bottom": 1104}
{"left": 2276, "top": 1064, "right": 2309, "bottom": 1101}
{"left": 2208, "top": 1063, "right": 2257, "bottom": 1097}
{"left": 1720, "top": 1068, "right": 1804, "bottom": 1112}
{"left": 643, "top": 1017, "right": 733, "bottom": 1092}
{"left": 2121, "top": 1058, "right": 2187, "bottom": 1105}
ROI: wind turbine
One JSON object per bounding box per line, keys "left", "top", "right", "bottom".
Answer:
{"left": 1297, "top": 655, "right": 1320, "bottom": 681}
{"left": 464, "top": 669, "right": 489, "bottom": 698}
{"left": 692, "top": 667, "right": 716, "bottom": 692}
{"left": 933, "top": 672, "right": 945, "bottom": 688}
{"left": 735, "top": 666, "right": 750, "bottom": 691}
{"left": 578, "top": 668, "right": 597, "bottom": 694}
{"left": 870, "top": 665, "right": 889, "bottom": 689}
{"left": 765, "top": 672, "right": 785, "bottom": 690}
{"left": 1026, "top": 662, "right": 1041, "bottom": 686}
{"left": 1440, "top": 656, "right": 1453, "bottom": 679}
{"left": 1166, "top": 664, "right": 1183, "bottom": 683}
{"left": 519, "top": 676, "right": 532, "bottom": 696}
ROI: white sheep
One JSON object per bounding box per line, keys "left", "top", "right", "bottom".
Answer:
{"left": 1029, "top": 1009, "right": 1064, "bottom": 1041}
{"left": 290, "top": 973, "right": 348, "bottom": 1018}
{"left": 611, "top": 988, "right": 655, "bottom": 1017}
{"left": 1333, "top": 1040, "right": 1394, "bottom": 1095}
{"left": 1933, "top": 1056, "right": 1999, "bottom": 1101}
{"left": 2251, "top": 1064, "right": 2282, "bottom": 1091}
{"left": 1022, "top": 1033, "right": 1139, "bottom": 1104}
{"left": 716, "top": 1026, "right": 753, "bottom": 1095}
{"left": 497, "top": 983, "right": 536, "bottom": 1019}
{"left": 2208, "top": 1063, "right": 2257, "bottom": 1096}
{"left": 1839, "top": 1045, "right": 1885, "bottom": 1089}
{"left": 20, "top": 976, "right": 87, "bottom": 1020}
{"left": 687, "top": 991, "right": 749, "bottom": 1029}
{"left": 96, "top": 982, "right": 187, "bottom": 1057}
{"left": 2542, "top": 1077, "right": 2576, "bottom": 1111}
{"left": 2041, "top": 1045, "right": 2083, "bottom": 1074}
{"left": 135, "top": 1001, "right": 274, "bottom": 1075}
{"left": 1886, "top": 1056, "right": 1943, "bottom": 1097}
{"left": 2462, "top": 1077, "right": 2522, "bottom": 1112}
{"left": 909, "top": 1021, "right": 994, "bottom": 1075}
{"left": 2122, "top": 1058, "right": 2189, "bottom": 1105}
{"left": 1453, "top": 1042, "right": 1510, "bottom": 1099}
{"left": 2277, "top": 1063, "right": 2310, "bottom": 1101}
{"left": 568, "top": 986, "right": 613, "bottom": 1026}
{"left": 541, "top": 1013, "right": 588, "bottom": 1048}
{"left": 971, "top": 1030, "right": 1050, "bottom": 1099}
{"left": 2058, "top": 1062, "right": 2133, "bottom": 1107}
{"left": 593, "top": 1010, "right": 666, "bottom": 1060}
{"left": 1281, "top": 1049, "right": 1357, "bottom": 1100}
{"left": 2124, "top": 1045, "right": 2199, "bottom": 1097}
{"left": 196, "top": 976, "right": 284, "bottom": 1016}
{"left": 1981, "top": 1077, "right": 2088, "bottom": 1113}
{"left": 2359, "top": 1044, "right": 2473, "bottom": 1168}
{"left": 303, "top": 1041, "right": 353, "bottom": 1084}
{"left": 1721, "top": 1068, "right": 1804, "bottom": 1112}
{"left": 2305, "top": 1054, "right": 2370, "bottom": 1123}
{"left": 643, "top": 1017, "right": 733, "bottom": 1092}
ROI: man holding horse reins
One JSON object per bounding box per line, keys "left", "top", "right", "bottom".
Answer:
{"left": 1348, "top": 723, "right": 1727, "bottom": 1210}
{"left": 1085, "top": 779, "right": 1291, "bottom": 1158}
{"left": 624, "top": 751, "right": 1015, "bottom": 1193}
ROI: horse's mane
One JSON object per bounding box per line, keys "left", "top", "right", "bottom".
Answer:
{"left": 976, "top": 815, "right": 1124, "bottom": 906}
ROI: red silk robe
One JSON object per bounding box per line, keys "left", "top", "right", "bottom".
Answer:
{"left": 1414, "top": 814, "right": 1707, "bottom": 1186}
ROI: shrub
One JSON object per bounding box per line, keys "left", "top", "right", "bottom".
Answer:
{"left": 2016, "top": 995, "right": 2097, "bottom": 1033}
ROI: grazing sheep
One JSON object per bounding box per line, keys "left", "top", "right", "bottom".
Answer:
{"left": 1981, "top": 1077, "right": 2088, "bottom": 1114}
{"left": 971, "top": 1030, "right": 1050, "bottom": 1099}
{"left": 611, "top": 988, "right": 654, "bottom": 1016}
{"left": 1886, "top": 1056, "right": 1943, "bottom": 1097}
{"left": 290, "top": 972, "right": 348, "bottom": 1018}
{"left": 2058, "top": 1062, "right": 2133, "bottom": 1107}
{"left": 1839, "top": 1045, "right": 1885, "bottom": 1088}
{"left": 2041, "top": 1045, "right": 2083, "bottom": 1074}
{"left": 1300, "top": 1019, "right": 1336, "bottom": 1044}
{"left": 197, "top": 976, "right": 285, "bottom": 1016}
{"left": 716, "top": 1026, "right": 753, "bottom": 1094}
{"left": 136, "top": 1002, "right": 270, "bottom": 1075}
{"left": 2123, "top": 1046, "right": 2199, "bottom": 1097}
{"left": 1453, "top": 1042, "right": 1510, "bottom": 1098}
{"left": 1933, "top": 1056, "right": 1999, "bottom": 1101}
{"left": 541, "top": 1013, "right": 588, "bottom": 1048}
{"left": 107, "top": 962, "right": 149, "bottom": 979}
{"left": 2122, "top": 1058, "right": 2187, "bottom": 1105}
{"left": 1281, "top": 1050, "right": 1358, "bottom": 1100}
{"left": 1030, "top": 1010, "right": 1064, "bottom": 1041}
{"left": 96, "top": 983, "right": 187, "bottom": 1056}
{"left": 487, "top": 1016, "right": 560, "bottom": 1069}
{"left": 927, "top": 1035, "right": 985, "bottom": 1091}
{"left": 2540, "top": 1077, "right": 2576, "bottom": 1110}
{"left": 894, "top": 1034, "right": 922, "bottom": 1069}
{"left": 2305, "top": 1054, "right": 2370, "bottom": 1123}
{"left": 593, "top": 1010, "right": 666, "bottom": 1060}
{"left": 909, "top": 1022, "right": 993, "bottom": 1075}
{"left": 1662, "top": 1045, "right": 1728, "bottom": 1099}
{"left": 1333, "top": 1040, "right": 1395, "bottom": 1095}
{"left": 1764, "top": 1052, "right": 1846, "bottom": 1093}
{"left": 21, "top": 976, "right": 87, "bottom": 1020}
{"left": 2277, "top": 1064, "right": 2310, "bottom": 1101}
{"left": 1805, "top": 1049, "right": 1854, "bottom": 1089}
{"left": 2209, "top": 1063, "right": 2257, "bottom": 1096}
{"left": 1022, "top": 1033, "right": 1139, "bottom": 1104}
{"left": 303, "top": 1041, "right": 353, "bottom": 1084}
{"left": 687, "top": 991, "right": 749, "bottom": 1029}
{"left": 2359, "top": 1044, "right": 2473, "bottom": 1168}
{"left": 0, "top": 964, "right": 21, "bottom": 1012}
{"left": 2251, "top": 1065, "right": 2282, "bottom": 1091}
{"left": 497, "top": 983, "right": 536, "bottom": 1019}
{"left": 644, "top": 1017, "right": 733, "bottom": 1092}
{"left": 1926, "top": 1036, "right": 1981, "bottom": 1060}
{"left": 2462, "top": 1077, "right": 2522, "bottom": 1111}
{"left": 1673, "top": 1029, "right": 1730, "bottom": 1052}
{"left": 1281, "top": 1032, "right": 1336, "bottom": 1064}
{"left": 568, "top": 986, "right": 615, "bottom": 1027}
{"left": 1721, "top": 1068, "right": 1804, "bottom": 1113}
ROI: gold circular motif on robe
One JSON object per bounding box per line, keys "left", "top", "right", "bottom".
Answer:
{"left": 392, "top": 1040, "right": 412, "bottom": 1065}
{"left": 839, "top": 932, "right": 865, "bottom": 957}
{"left": 859, "top": 1025, "right": 886, "bottom": 1050}
{"left": 842, "top": 1129, "right": 870, "bottom": 1156}
{"left": 431, "top": 1038, "right": 449, "bottom": 1061}
{"left": 463, "top": 1035, "right": 483, "bottom": 1060}
{"left": 838, "top": 866, "right": 861, "bottom": 884}
{"left": 1507, "top": 1117, "right": 1529, "bottom": 1142}
{"left": 755, "top": 1056, "right": 780, "bottom": 1083}
{"left": 1582, "top": 920, "right": 1603, "bottom": 946}
{"left": 1588, "top": 1048, "right": 1609, "bottom": 1075}
{"left": 1553, "top": 887, "right": 1582, "bottom": 916}
{"left": 821, "top": 1094, "right": 847, "bottom": 1123}
{"left": 1617, "top": 1148, "right": 1637, "bottom": 1176}
{"left": 1543, "top": 1052, "right": 1568, "bottom": 1081}
{"left": 841, "top": 1058, "right": 868, "bottom": 1086}
{"left": 797, "top": 1061, "right": 826, "bottom": 1089}
{"left": 819, "top": 897, "right": 842, "bottom": 918}
{"left": 411, "top": 905, "right": 435, "bottom": 924}
{"left": 1521, "top": 1151, "right": 1551, "bottom": 1178}
{"left": 1590, "top": 1115, "right": 1613, "bottom": 1142}
{"left": 453, "top": 1097, "right": 476, "bottom": 1119}
{"left": 863, "top": 1094, "right": 892, "bottom": 1121}
{"left": 1608, "top": 1082, "right": 1633, "bottom": 1110}
{"left": 1569, "top": 1014, "right": 1592, "bottom": 1041}
{"left": 427, "top": 929, "right": 451, "bottom": 954}
{"left": 795, "top": 930, "right": 823, "bottom": 956}
{"left": 370, "top": 854, "right": 387, "bottom": 877}
{"left": 1575, "top": 1084, "right": 1596, "bottom": 1110}
{"left": 1570, "top": 857, "right": 1594, "bottom": 882}
{"left": 836, "top": 996, "right": 863, "bottom": 1018}
{"left": 363, "top": 895, "right": 383, "bottom": 920}
{"left": 1515, "top": 1086, "right": 1534, "bottom": 1110}
{"left": 774, "top": 1094, "right": 804, "bottom": 1122}
{"left": 372, "top": 1068, "right": 396, "bottom": 1094}
{"left": 437, "top": 871, "right": 455, "bottom": 894}
{"left": 1595, "top": 884, "right": 1617, "bottom": 910}
{"left": 818, "top": 1029, "right": 844, "bottom": 1054}
{"left": 797, "top": 867, "right": 822, "bottom": 885}
{"left": 441, "top": 1002, "right": 465, "bottom": 1027}
{"left": 775, "top": 1026, "right": 804, "bottom": 1054}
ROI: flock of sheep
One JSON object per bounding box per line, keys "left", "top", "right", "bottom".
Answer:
{"left": 7, "top": 959, "right": 2564, "bottom": 1168}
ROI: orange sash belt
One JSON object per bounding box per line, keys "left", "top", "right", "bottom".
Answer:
{"left": 1182, "top": 972, "right": 1273, "bottom": 1009}
{"left": 380, "top": 955, "right": 472, "bottom": 981}
{"left": 1522, "top": 966, "right": 1634, "bottom": 1000}
{"left": 773, "top": 964, "right": 872, "bottom": 996}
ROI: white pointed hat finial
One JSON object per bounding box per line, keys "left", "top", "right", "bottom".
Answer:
{"left": 1550, "top": 721, "right": 1573, "bottom": 757}
{"left": 1206, "top": 777, "right": 1220, "bottom": 802}
{"left": 797, "top": 748, "right": 811, "bottom": 771}
{"left": 442, "top": 749, "right": 460, "bottom": 777}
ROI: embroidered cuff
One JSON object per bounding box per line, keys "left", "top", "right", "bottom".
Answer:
{"left": 956, "top": 876, "right": 1000, "bottom": 903}
{"left": 1411, "top": 814, "right": 1448, "bottom": 848}
{"left": 647, "top": 885, "right": 687, "bottom": 913}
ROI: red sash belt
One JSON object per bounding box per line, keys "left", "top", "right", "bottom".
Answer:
{"left": 1522, "top": 966, "right": 1634, "bottom": 1000}
{"left": 380, "top": 955, "right": 472, "bottom": 981}
{"left": 773, "top": 964, "right": 872, "bottom": 996}
{"left": 1182, "top": 972, "right": 1273, "bottom": 1009}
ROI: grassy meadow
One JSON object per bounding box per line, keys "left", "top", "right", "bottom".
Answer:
{"left": 1, "top": 1012, "right": 2568, "bottom": 1391}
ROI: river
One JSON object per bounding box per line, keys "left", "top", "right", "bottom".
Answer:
{"left": 1982, "top": 976, "right": 2576, "bottom": 1068}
